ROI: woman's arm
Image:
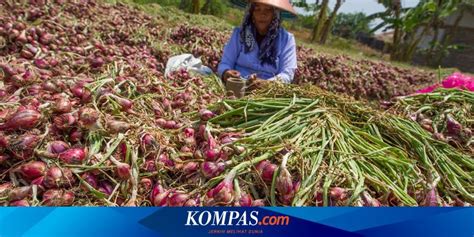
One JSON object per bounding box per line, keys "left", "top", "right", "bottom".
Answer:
{"left": 217, "top": 28, "right": 241, "bottom": 79}
{"left": 271, "top": 33, "right": 297, "bottom": 84}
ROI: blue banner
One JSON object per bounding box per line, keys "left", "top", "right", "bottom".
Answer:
{"left": 0, "top": 207, "right": 472, "bottom": 237}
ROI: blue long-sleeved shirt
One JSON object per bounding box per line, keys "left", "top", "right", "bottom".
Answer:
{"left": 217, "top": 27, "right": 297, "bottom": 84}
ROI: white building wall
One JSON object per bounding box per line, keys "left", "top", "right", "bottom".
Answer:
{"left": 416, "top": 7, "right": 474, "bottom": 49}
{"left": 444, "top": 7, "right": 474, "bottom": 28}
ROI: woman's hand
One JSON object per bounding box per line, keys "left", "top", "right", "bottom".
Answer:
{"left": 248, "top": 74, "right": 268, "bottom": 91}
{"left": 223, "top": 70, "right": 241, "bottom": 81}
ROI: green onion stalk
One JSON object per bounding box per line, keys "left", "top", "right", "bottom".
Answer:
{"left": 203, "top": 83, "right": 473, "bottom": 206}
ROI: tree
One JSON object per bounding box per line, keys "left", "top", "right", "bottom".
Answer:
{"left": 424, "top": 0, "right": 471, "bottom": 65}
{"left": 369, "top": 0, "right": 462, "bottom": 62}
{"left": 332, "top": 12, "right": 371, "bottom": 39}
{"left": 192, "top": 0, "right": 200, "bottom": 14}
{"left": 311, "top": 0, "right": 329, "bottom": 42}
{"left": 319, "top": 0, "right": 345, "bottom": 44}
{"left": 306, "top": 0, "right": 345, "bottom": 44}
{"left": 179, "top": 0, "right": 200, "bottom": 14}
{"left": 201, "top": 0, "right": 225, "bottom": 17}
{"left": 179, "top": 0, "right": 227, "bottom": 17}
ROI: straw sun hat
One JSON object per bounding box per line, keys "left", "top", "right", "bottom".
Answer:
{"left": 230, "top": 0, "right": 298, "bottom": 19}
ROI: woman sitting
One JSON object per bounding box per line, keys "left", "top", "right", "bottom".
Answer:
{"left": 217, "top": 0, "right": 298, "bottom": 85}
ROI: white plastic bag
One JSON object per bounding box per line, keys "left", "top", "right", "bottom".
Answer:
{"left": 165, "top": 54, "right": 213, "bottom": 77}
